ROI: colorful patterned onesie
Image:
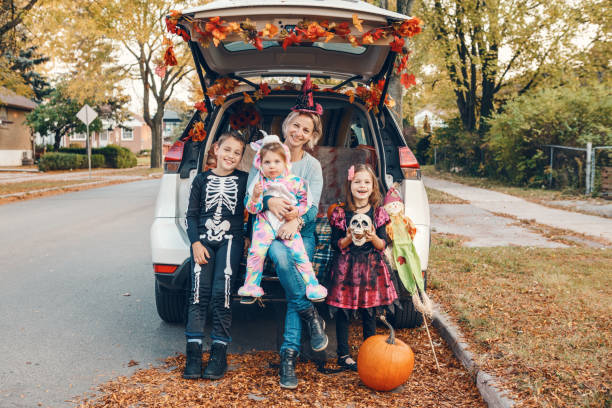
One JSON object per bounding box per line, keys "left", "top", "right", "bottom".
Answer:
{"left": 238, "top": 173, "right": 327, "bottom": 301}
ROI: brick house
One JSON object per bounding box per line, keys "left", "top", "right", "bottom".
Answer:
{"left": 65, "top": 113, "right": 152, "bottom": 154}
{"left": 0, "top": 88, "right": 37, "bottom": 166}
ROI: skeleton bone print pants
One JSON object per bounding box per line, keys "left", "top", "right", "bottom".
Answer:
{"left": 185, "top": 236, "right": 244, "bottom": 343}
{"left": 244, "top": 214, "right": 319, "bottom": 289}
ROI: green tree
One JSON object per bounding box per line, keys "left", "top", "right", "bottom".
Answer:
{"left": 27, "top": 84, "right": 126, "bottom": 149}
{"left": 4, "top": 46, "right": 51, "bottom": 102}
{"left": 417, "top": 0, "right": 603, "bottom": 133}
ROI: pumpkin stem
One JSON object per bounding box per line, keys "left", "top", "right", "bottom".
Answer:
{"left": 379, "top": 314, "right": 395, "bottom": 344}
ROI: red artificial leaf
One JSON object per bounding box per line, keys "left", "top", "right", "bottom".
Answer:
{"left": 396, "top": 17, "right": 422, "bottom": 38}
{"left": 194, "top": 101, "right": 207, "bottom": 113}
{"left": 334, "top": 22, "right": 351, "bottom": 36}
{"left": 259, "top": 82, "right": 271, "bottom": 96}
{"left": 253, "top": 36, "right": 263, "bottom": 51}
{"left": 400, "top": 73, "right": 416, "bottom": 89}
{"left": 163, "top": 45, "right": 177, "bottom": 66}
{"left": 390, "top": 36, "right": 404, "bottom": 53}
{"left": 397, "top": 256, "right": 406, "bottom": 265}
{"left": 396, "top": 53, "right": 409, "bottom": 74}
{"left": 282, "top": 32, "right": 302, "bottom": 50}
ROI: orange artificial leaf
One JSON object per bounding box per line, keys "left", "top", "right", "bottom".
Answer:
{"left": 214, "top": 96, "right": 226, "bottom": 106}
{"left": 262, "top": 23, "right": 279, "bottom": 38}
{"left": 361, "top": 32, "right": 374, "bottom": 44}
{"left": 304, "top": 22, "right": 326, "bottom": 41}
{"left": 390, "top": 36, "right": 404, "bottom": 53}
{"left": 162, "top": 36, "right": 173, "bottom": 46}
{"left": 345, "top": 89, "right": 355, "bottom": 104}
{"left": 163, "top": 45, "right": 177, "bottom": 66}
{"left": 347, "top": 34, "right": 360, "bottom": 47}
{"left": 396, "top": 17, "right": 422, "bottom": 38}
{"left": 352, "top": 14, "right": 364, "bottom": 32}
{"left": 227, "top": 22, "right": 241, "bottom": 33}
{"left": 243, "top": 92, "right": 254, "bottom": 104}
{"left": 324, "top": 32, "right": 335, "bottom": 42}
{"left": 400, "top": 73, "right": 416, "bottom": 89}
{"left": 189, "top": 121, "right": 208, "bottom": 142}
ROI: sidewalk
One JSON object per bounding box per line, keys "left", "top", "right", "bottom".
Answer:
{"left": 425, "top": 177, "right": 612, "bottom": 243}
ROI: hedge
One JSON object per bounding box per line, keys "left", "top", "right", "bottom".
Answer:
{"left": 38, "top": 153, "right": 105, "bottom": 171}
{"left": 56, "top": 144, "right": 137, "bottom": 168}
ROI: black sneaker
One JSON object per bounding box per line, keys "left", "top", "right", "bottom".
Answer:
{"left": 202, "top": 342, "right": 228, "bottom": 380}
{"left": 298, "top": 306, "right": 328, "bottom": 352}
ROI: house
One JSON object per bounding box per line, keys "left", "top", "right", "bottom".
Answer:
{"left": 414, "top": 107, "right": 446, "bottom": 132}
{"left": 65, "top": 113, "right": 152, "bottom": 154}
{"left": 0, "top": 88, "right": 37, "bottom": 166}
{"left": 163, "top": 109, "right": 182, "bottom": 141}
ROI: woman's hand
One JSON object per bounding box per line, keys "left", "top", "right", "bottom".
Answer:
{"left": 277, "top": 218, "right": 299, "bottom": 240}
{"left": 192, "top": 241, "right": 210, "bottom": 265}
{"left": 282, "top": 206, "right": 299, "bottom": 221}
{"left": 268, "top": 197, "right": 295, "bottom": 220}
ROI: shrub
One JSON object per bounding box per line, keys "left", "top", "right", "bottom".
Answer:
{"left": 486, "top": 83, "right": 612, "bottom": 187}
{"left": 57, "top": 144, "right": 137, "bottom": 168}
{"left": 38, "top": 153, "right": 105, "bottom": 171}
{"left": 99, "top": 145, "right": 137, "bottom": 168}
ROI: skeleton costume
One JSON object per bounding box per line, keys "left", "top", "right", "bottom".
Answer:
{"left": 185, "top": 168, "right": 248, "bottom": 344}
{"left": 238, "top": 134, "right": 327, "bottom": 301}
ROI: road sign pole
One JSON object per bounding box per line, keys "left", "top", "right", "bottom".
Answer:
{"left": 87, "top": 121, "right": 92, "bottom": 179}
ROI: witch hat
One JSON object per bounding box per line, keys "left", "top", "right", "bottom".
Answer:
{"left": 291, "top": 74, "right": 323, "bottom": 115}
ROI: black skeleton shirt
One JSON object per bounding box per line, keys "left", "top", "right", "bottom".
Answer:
{"left": 186, "top": 169, "right": 249, "bottom": 245}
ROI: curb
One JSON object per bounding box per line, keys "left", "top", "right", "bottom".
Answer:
{"left": 432, "top": 304, "right": 515, "bottom": 408}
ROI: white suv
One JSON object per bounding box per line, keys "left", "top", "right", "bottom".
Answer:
{"left": 151, "top": 0, "right": 430, "bottom": 328}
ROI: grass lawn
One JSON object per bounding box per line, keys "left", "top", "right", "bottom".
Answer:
{"left": 428, "top": 234, "right": 612, "bottom": 407}
{"left": 422, "top": 166, "right": 610, "bottom": 217}
{"left": 426, "top": 186, "right": 468, "bottom": 204}
{"left": 0, "top": 179, "right": 100, "bottom": 195}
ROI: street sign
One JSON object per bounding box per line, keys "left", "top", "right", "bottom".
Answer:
{"left": 76, "top": 104, "right": 98, "bottom": 179}
{"left": 77, "top": 104, "right": 98, "bottom": 126}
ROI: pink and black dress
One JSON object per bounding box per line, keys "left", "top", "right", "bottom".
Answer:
{"left": 326, "top": 206, "right": 399, "bottom": 319}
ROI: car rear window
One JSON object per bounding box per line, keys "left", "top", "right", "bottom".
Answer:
{"left": 223, "top": 41, "right": 367, "bottom": 55}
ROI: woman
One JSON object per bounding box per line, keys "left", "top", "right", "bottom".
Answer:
{"left": 246, "top": 78, "right": 326, "bottom": 389}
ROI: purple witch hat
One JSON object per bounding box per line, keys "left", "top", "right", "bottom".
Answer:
{"left": 291, "top": 73, "right": 323, "bottom": 115}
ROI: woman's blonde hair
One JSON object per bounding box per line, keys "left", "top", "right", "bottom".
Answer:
{"left": 281, "top": 111, "right": 323, "bottom": 150}
{"left": 345, "top": 164, "right": 382, "bottom": 211}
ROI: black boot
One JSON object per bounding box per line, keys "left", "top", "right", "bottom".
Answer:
{"left": 202, "top": 342, "right": 228, "bottom": 380}
{"left": 183, "top": 341, "right": 202, "bottom": 379}
{"left": 298, "top": 306, "right": 328, "bottom": 352}
{"left": 279, "top": 348, "right": 298, "bottom": 389}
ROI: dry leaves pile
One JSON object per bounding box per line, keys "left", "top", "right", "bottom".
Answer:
{"left": 76, "top": 322, "right": 484, "bottom": 407}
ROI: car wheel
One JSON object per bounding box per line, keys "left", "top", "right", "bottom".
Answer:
{"left": 155, "top": 280, "right": 187, "bottom": 323}
{"left": 390, "top": 271, "right": 427, "bottom": 329}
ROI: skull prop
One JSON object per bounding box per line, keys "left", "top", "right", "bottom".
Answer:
{"left": 349, "top": 213, "right": 373, "bottom": 246}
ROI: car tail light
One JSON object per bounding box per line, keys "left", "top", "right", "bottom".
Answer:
{"left": 399, "top": 146, "right": 421, "bottom": 179}
{"left": 164, "top": 140, "right": 184, "bottom": 173}
{"left": 154, "top": 264, "right": 179, "bottom": 274}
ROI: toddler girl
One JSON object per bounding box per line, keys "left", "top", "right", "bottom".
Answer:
{"left": 326, "top": 164, "right": 399, "bottom": 371}
{"left": 238, "top": 134, "right": 327, "bottom": 302}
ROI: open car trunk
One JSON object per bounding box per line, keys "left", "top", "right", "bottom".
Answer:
{"left": 177, "top": 0, "right": 411, "bottom": 82}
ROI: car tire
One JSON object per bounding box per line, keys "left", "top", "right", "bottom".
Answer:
{"left": 155, "top": 280, "right": 187, "bottom": 323}
{"left": 390, "top": 271, "right": 427, "bottom": 329}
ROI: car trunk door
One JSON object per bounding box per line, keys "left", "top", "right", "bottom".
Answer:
{"left": 177, "top": 0, "right": 411, "bottom": 82}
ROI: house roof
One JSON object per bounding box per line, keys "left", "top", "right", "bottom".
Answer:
{"left": 0, "top": 87, "right": 37, "bottom": 111}
{"left": 163, "top": 110, "right": 181, "bottom": 122}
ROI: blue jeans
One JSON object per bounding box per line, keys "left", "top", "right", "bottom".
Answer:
{"left": 268, "top": 234, "right": 315, "bottom": 353}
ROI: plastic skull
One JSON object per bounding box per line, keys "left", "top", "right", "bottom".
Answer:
{"left": 349, "top": 213, "right": 373, "bottom": 246}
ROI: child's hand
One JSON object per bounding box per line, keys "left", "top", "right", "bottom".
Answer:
{"left": 253, "top": 182, "right": 263, "bottom": 198}
{"left": 192, "top": 241, "right": 210, "bottom": 265}
{"left": 365, "top": 225, "right": 377, "bottom": 242}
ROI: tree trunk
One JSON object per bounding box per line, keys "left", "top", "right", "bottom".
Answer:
{"left": 150, "top": 113, "right": 163, "bottom": 168}
{"left": 54, "top": 130, "right": 62, "bottom": 150}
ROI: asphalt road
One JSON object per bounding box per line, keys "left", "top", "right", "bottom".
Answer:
{"left": 0, "top": 180, "right": 281, "bottom": 407}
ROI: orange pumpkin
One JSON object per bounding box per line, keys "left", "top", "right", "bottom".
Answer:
{"left": 327, "top": 201, "right": 344, "bottom": 220}
{"left": 357, "top": 315, "right": 414, "bottom": 391}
